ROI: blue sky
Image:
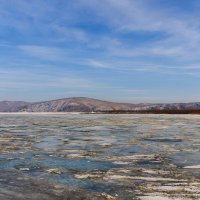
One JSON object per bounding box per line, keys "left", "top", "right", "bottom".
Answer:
{"left": 0, "top": 0, "right": 200, "bottom": 103}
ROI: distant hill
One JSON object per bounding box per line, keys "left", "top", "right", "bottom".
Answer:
{"left": 0, "top": 101, "right": 29, "bottom": 112}
{"left": 19, "top": 97, "right": 146, "bottom": 112}
{"left": 0, "top": 97, "right": 200, "bottom": 113}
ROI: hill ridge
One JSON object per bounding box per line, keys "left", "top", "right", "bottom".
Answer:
{"left": 0, "top": 97, "right": 200, "bottom": 112}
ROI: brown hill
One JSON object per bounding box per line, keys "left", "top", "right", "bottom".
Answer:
{"left": 0, "top": 97, "right": 200, "bottom": 113}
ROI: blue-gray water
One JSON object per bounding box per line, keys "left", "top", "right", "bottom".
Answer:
{"left": 0, "top": 114, "right": 200, "bottom": 199}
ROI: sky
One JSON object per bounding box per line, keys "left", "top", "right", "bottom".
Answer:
{"left": 0, "top": 0, "right": 200, "bottom": 103}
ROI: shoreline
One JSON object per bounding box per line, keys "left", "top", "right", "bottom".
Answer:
{"left": 0, "top": 112, "right": 82, "bottom": 115}
{"left": 0, "top": 110, "right": 200, "bottom": 115}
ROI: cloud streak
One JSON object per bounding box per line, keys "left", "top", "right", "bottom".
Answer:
{"left": 19, "top": 45, "right": 67, "bottom": 61}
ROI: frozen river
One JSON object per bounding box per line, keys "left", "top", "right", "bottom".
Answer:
{"left": 0, "top": 114, "right": 200, "bottom": 200}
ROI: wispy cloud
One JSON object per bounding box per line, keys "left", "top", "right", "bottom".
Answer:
{"left": 79, "top": 0, "right": 200, "bottom": 61}
{"left": 0, "top": 67, "right": 92, "bottom": 89}
{"left": 18, "top": 45, "right": 67, "bottom": 61}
